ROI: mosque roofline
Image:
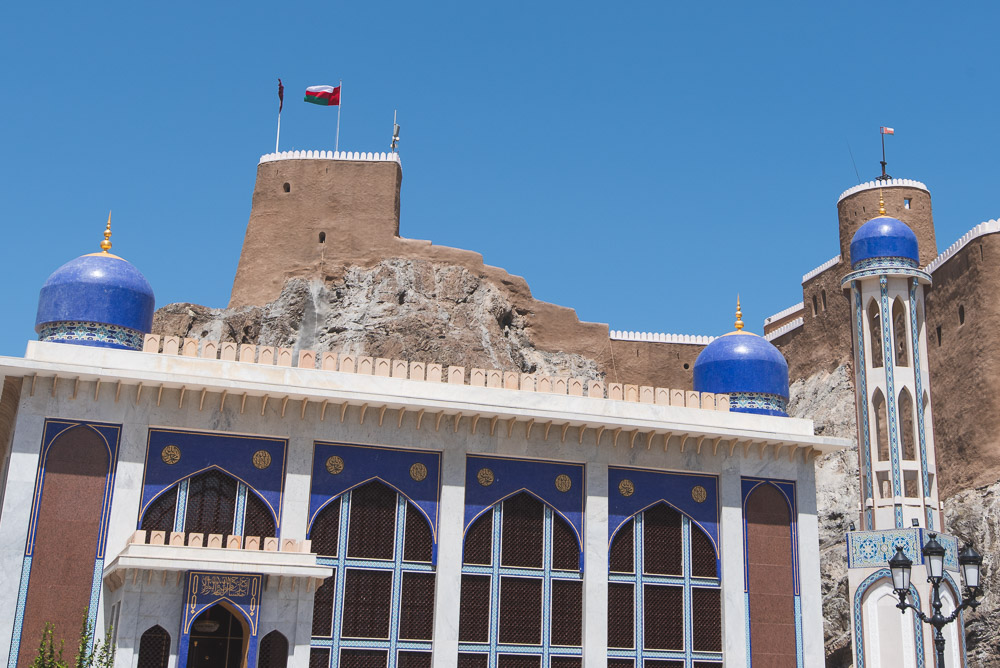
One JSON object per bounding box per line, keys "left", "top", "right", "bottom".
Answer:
{"left": 837, "top": 178, "right": 929, "bottom": 204}
{"left": 0, "top": 341, "right": 849, "bottom": 457}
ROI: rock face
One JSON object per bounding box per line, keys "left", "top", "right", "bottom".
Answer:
{"left": 155, "top": 260, "right": 602, "bottom": 380}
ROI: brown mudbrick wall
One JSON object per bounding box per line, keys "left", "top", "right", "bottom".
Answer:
{"left": 18, "top": 425, "right": 110, "bottom": 667}
{"left": 837, "top": 186, "right": 937, "bottom": 267}
{"left": 745, "top": 483, "right": 796, "bottom": 666}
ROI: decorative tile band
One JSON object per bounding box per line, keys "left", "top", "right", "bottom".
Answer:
{"left": 846, "top": 528, "right": 959, "bottom": 570}
{"left": 851, "top": 256, "right": 918, "bottom": 271}
{"left": 39, "top": 320, "right": 144, "bottom": 350}
{"left": 841, "top": 266, "right": 931, "bottom": 287}
{"left": 729, "top": 392, "right": 788, "bottom": 416}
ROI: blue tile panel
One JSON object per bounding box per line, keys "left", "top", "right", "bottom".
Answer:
{"left": 908, "top": 279, "right": 935, "bottom": 529}
{"left": 35, "top": 253, "right": 155, "bottom": 333}
{"left": 727, "top": 392, "right": 788, "bottom": 417}
{"left": 309, "top": 442, "right": 441, "bottom": 562}
{"left": 37, "top": 320, "right": 145, "bottom": 350}
{"left": 879, "top": 277, "right": 904, "bottom": 528}
{"left": 310, "top": 489, "right": 434, "bottom": 668}
{"left": 464, "top": 455, "right": 584, "bottom": 567}
{"left": 606, "top": 500, "right": 723, "bottom": 666}
{"left": 846, "top": 528, "right": 959, "bottom": 570}
{"left": 693, "top": 332, "right": 789, "bottom": 405}
{"left": 850, "top": 216, "right": 919, "bottom": 267}
{"left": 140, "top": 429, "right": 288, "bottom": 531}
{"left": 178, "top": 572, "right": 263, "bottom": 668}
{"left": 852, "top": 569, "right": 925, "bottom": 668}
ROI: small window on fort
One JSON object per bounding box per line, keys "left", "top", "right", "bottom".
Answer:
{"left": 959, "top": 305, "right": 965, "bottom": 325}
{"left": 904, "top": 198, "right": 912, "bottom": 209}
{"left": 936, "top": 325, "right": 941, "bottom": 346}
{"left": 319, "top": 232, "right": 326, "bottom": 244}
{"left": 811, "top": 296, "right": 818, "bottom": 317}
{"left": 283, "top": 182, "right": 291, "bottom": 193}
{"left": 821, "top": 290, "right": 827, "bottom": 312}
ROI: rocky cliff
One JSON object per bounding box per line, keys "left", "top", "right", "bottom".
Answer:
{"left": 154, "top": 266, "right": 998, "bottom": 667}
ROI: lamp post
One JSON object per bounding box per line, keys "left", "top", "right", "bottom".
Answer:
{"left": 887, "top": 534, "right": 984, "bottom": 666}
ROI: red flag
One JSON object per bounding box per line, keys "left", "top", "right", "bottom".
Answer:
{"left": 304, "top": 85, "right": 341, "bottom": 106}
{"left": 278, "top": 79, "right": 284, "bottom": 113}
{"left": 880, "top": 126, "right": 894, "bottom": 135}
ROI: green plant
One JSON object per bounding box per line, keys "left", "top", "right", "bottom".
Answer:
{"left": 32, "top": 614, "right": 114, "bottom": 668}
{"left": 30, "top": 623, "right": 66, "bottom": 668}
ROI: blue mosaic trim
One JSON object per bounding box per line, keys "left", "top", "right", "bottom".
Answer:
{"left": 458, "top": 501, "right": 584, "bottom": 667}
{"left": 728, "top": 392, "right": 788, "bottom": 416}
{"left": 943, "top": 572, "right": 968, "bottom": 665}
{"left": 853, "top": 569, "right": 925, "bottom": 668}
{"left": 310, "top": 488, "right": 438, "bottom": 668}
{"left": 38, "top": 320, "right": 144, "bottom": 350}
{"left": 744, "top": 591, "right": 751, "bottom": 664}
{"left": 851, "top": 256, "right": 919, "bottom": 271}
{"left": 173, "top": 479, "right": 188, "bottom": 532}
{"left": 85, "top": 558, "right": 104, "bottom": 650}
{"left": 841, "top": 266, "right": 931, "bottom": 287}
{"left": 234, "top": 483, "right": 248, "bottom": 536}
{"left": 7, "top": 556, "right": 32, "bottom": 668}
{"left": 794, "top": 595, "right": 803, "bottom": 668}
{"left": 880, "top": 277, "right": 904, "bottom": 528}
{"left": 847, "top": 528, "right": 958, "bottom": 571}
{"left": 909, "top": 280, "right": 934, "bottom": 529}
{"left": 854, "top": 285, "right": 875, "bottom": 530}
{"left": 608, "top": 508, "right": 723, "bottom": 666}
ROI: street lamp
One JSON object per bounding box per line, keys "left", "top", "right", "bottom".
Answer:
{"left": 887, "top": 534, "right": 984, "bottom": 667}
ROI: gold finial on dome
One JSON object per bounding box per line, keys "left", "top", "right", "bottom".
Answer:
{"left": 878, "top": 189, "right": 886, "bottom": 216}
{"left": 100, "top": 211, "right": 113, "bottom": 253}
{"left": 735, "top": 294, "right": 744, "bottom": 331}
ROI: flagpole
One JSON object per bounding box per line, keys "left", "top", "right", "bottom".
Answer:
{"left": 335, "top": 79, "right": 342, "bottom": 153}
{"left": 275, "top": 110, "right": 281, "bottom": 153}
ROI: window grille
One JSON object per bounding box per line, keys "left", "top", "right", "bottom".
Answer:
{"left": 309, "top": 649, "right": 330, "bottom": 668}
{"left": 309, "top": 481, "right": 435, "bottom": 668}
{"left": 607, "top": 504, "right": 722, "bottom": 666}
{"left": 185, "top": 469, "right": 238, "bottom": 536}
{"left": 459, "top": 492, "right": 583, "bottom": 667}
{"left": 244, "top": 491, "right": 276, "bottom": 544}
{"left": 136, "top": 626, "right": 170, "bottom": 668}
{"left": 140, "top": 489, "right": 176, "bottom": 533}
{"left": 257, "top": 631, "right": 289, "bottom": 668}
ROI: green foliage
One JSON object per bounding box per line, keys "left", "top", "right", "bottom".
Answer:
{"left": 31, "top": 614, "right": 115, "bottom": 668}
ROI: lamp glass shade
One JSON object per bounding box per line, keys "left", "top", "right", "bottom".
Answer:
{"left": 888, "top": 547, "right": 912, "bottom": 592}
{"left": 923, "top": 534, "right": 945, "bottom": 580}
{"left": 958, "top": 545, "right": 982, "bottom": 589}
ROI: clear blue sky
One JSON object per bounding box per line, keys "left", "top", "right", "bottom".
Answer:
{"left": 2, "top": 2, "right": 998, "bottom": 356}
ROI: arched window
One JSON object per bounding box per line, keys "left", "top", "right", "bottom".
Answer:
{"left": 137, "top": 625, "right": 170, "bottom": 668}
{"left": 899, "top": 388, "right": 916, "bottom": 461}
{"left": 137, "top": 468, "right": 276, "bottom": 546}
{"left": 893, "top": 298, "right": 909, "bottom": 367}
{"left": 873, "top": 389, "right": 890, "bottom": 463}
{"left": 607, "top": 503, "right": 721, "bottom": 666}
{"left": 308, "top": 480, "right": 435, "bottom": 668}
{"left": 258, "top": 630, "right": 289, "bottom": 668}
{"left": 458, "top": 492, "right": 582, "bottom": 668}
{"left": 868, "top": 300, "right": 884, "bottom": 368}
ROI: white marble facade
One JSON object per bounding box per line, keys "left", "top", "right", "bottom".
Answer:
{"left": 0, "top": 342, "right": 847, "bottom": 668}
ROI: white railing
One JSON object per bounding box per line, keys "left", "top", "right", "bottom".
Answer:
{"left": 259, "top": 150, "right": 401, "bottom": 164}
{"left": 610, "top": 330, "right": 715, "bottom": 345}
{"left": 803, "top": 255, "right": 842, "bottom": 283}
{"left": 764, "top": 317, "right": 804, "bottom": 342}
{"left": 764, "top": 302, "right": 804, "bottom": 326}
{"left": 925, "top": 219, "right": 1000, "bottom": 274}
{"left": 837, "top": 178, "right": 928, "bottom": 204}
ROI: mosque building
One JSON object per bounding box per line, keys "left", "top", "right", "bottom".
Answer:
{"left": 0, "top": 145, "right": 986, "bottom": 668}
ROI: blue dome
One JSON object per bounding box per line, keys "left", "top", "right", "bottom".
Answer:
{"left": 850, "top": 216, "right": 919, "bottom": 267}
{"left": 35, "top": 252, "right": 155, "bottom": 350}
{"left": 693, "top": 332, "right": 789, "bottom": 416}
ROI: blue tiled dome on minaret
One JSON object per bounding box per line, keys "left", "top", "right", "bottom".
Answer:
{"left": 849, "top": 192, "right": 919, "bottom": 270}
{"left": 693, "top": 299, "right": 789, "bottom": 417}
{"left": 35, "top": 216, "right": 155, "bottom": 351}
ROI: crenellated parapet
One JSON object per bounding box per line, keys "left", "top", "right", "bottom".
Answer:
{"left": 609, "top": 330, "right": 714, "bottom": 344}
{"left": 259, "top": 150, "right": 401, "bottom": 164}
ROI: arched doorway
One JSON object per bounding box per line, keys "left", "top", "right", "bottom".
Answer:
{"left": 187, "top": 603, "right": 248, "bottom": 668}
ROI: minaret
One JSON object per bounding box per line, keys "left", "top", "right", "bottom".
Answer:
{"left": 845, "top": 191, "right": 940, "bottom": 531}
{"left": 844, "top": 192, "right": 967, "bottom": 666}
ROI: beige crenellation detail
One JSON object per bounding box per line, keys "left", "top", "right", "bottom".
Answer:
{"left": 143, "top": 336, "right": 747, "bottom": 413}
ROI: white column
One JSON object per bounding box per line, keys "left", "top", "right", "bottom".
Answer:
{"left": 582, "top": 463, "right": 608, "bottom": 668}
{"left": 719, "top": 462, "right": 747, "bottom": 665}
{"left": 280, "top": 437, "right": 314, "bottom": 541}
{"left": 431, "top": 452, "right": 465, "bottom": 668}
